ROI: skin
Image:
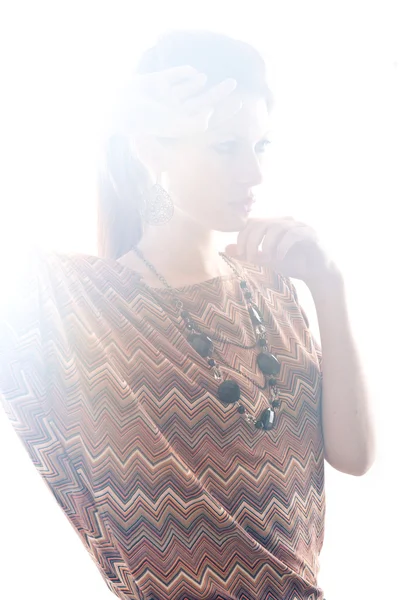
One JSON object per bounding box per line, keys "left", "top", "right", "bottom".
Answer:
{"left": 117, "top": 91, "right": 273, "bottom": 288}
{"left": 117, "top": 86, "right": 376, "bottom": 476}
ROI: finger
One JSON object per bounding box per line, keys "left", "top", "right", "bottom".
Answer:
{"left": 173, "top": 72, "right": 208, "bottom": 101}
{"left": 163, "top": 65, "right": 199, "bottom": 83}
{"left": 208, "top": 93, "right": 243, "bottom": 128}
{"left": 168, "top": 106, "right": 216, "bottom": 135}
{"left": 245, "top": 221, "right": 275, "bottom": 263}
{"left": 274, "top": 227, "right": 309, "bottom": 262}
{"left": 236, "top": 218, "right": 273, "bottom": 258}
{"left": 241, "top": 220, "right": 302, "bottom": 264}
{"left": 147, "top": 70, "right": 209, "bottom": 110}
{"left": 166, "top": 73, "right": 208, "bottom": 109}
{"left": 261, "top": 223, "right": 296, "bottom": 262}
{"left": 185, "top": 78, "right": 238, "bottom": 113}
{"left": 140, "top": 67, "right": 200, "bottom": 102}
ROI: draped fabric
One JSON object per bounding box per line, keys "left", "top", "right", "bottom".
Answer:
{"left": 0, "top": 248, "right": 325, "bottom": 600}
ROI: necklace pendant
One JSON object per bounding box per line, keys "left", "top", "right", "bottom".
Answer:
{"left": 257, "top": 351, "right": 281, "bottom": 376}
{"left": 255, "top": 408, "right": 276, "bottom": 430}
{"left": 248, "top": 304, "right": 264, "bottom": 325}
{"left": 217, "top": 380, "right": 241, "bottom": 404}
{"left": 187, "top": 332, "right": 214, "bottom": 358}
{"left": 135, "top": 249, "right": 281, "bottom": 435}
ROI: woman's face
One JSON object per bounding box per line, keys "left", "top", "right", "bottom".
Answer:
{"left": 159, "top": 92, "right": 272, "bottom": 232}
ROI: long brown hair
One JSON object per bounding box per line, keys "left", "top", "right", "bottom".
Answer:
{"left": 97, "top": 29, "right": 274, "bottom": 259}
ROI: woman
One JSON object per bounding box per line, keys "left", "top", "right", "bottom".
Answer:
{"left": 0, "top": 30, "right": 375, "bottom": 600}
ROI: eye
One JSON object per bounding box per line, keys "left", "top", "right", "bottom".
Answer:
{"left": 255, "top": 138, "right": 272, "bottom": 153}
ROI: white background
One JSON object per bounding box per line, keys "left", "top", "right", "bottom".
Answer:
{"left": 0, "top": 1, "right": 398, "bottom": 599}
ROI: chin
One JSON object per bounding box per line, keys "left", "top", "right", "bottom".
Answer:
{"left": 198, "top": 202, "right": 253, "bottom": 232}
{"left": 213, "top": 212, "right": 250, "bottom": 232}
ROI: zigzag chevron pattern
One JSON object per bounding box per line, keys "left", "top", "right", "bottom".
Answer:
{"left": 0, "top": 248, "right": 325, "bottom": 600}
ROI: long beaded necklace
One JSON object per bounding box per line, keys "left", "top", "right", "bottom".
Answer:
{"left": 131, "top": 246, "right": 282, "bottom": 432}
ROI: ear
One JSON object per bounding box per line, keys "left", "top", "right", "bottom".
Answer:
{"left": 132, "top": 134, "right": 172, "bottom": 178}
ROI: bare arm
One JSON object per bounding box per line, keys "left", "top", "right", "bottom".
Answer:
{"left": 309, "top": 269, "right": 377, "bottom": 476}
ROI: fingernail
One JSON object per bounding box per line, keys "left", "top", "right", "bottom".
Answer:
{"left": 225, "top": 244, "right": 238, "bottom": 256}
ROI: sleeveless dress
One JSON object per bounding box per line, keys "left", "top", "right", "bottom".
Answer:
{"left": 0, "top": 247, "right": 326, "bottom": 600}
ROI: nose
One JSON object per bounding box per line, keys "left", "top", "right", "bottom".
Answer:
{"left": 236, "top": 150, "right": 264, "bottom": 187}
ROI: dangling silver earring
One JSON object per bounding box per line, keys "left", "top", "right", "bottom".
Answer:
{"left": 140, "top": 181, "right": 174, "bottom": 226}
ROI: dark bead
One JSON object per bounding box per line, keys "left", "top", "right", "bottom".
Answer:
{"left": 255, "top": 420, "right": 263, "bottom": 429}
{"left": 187, "top": 333, "right": 213, "bottom": 358}
{"left": 257, "top": 408, "right": 276, "bottom": 430}
{"left": 217, "top": 380, "right": 241, "bottom": 404}
{"left": 258, "top": 338, "right": 267, "bottom": 347}
{"left": 237, "top": 405, "right": 246, "bottom": 414}
{"left": 257, "top": 352, "right": 281, "bottom": 376}
{"left": 248, "top": 305, "right": 263, "bottom": 325}
{"left": 244, "top": 291, "right": 252, "bottom": 300}
{"left": 208, "top": 358, "right": 216, "bottom": 367}
{"left": 272, "top": 398, "right": 281, "bottom": 408}
{"left": 269, "top": 377, "right": 277, "bottom": 386}
{"left": 240, "top": 280, "right": 248, "bottom": 288}
{"left": 181, "top": 310, "right": 190, "bottom": 319}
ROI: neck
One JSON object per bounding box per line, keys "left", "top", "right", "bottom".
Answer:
{"left": 121, "top": 213, "right": 234, "bottom": 287}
